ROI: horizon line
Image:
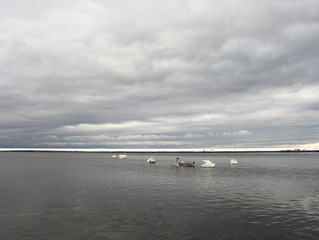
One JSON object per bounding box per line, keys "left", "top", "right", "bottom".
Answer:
{"left": 1, "top": 147, "right": 319, "bottom": 153}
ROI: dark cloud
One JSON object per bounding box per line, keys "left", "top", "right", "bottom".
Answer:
{"left": 1, "top": 0, "right": 319, "bottom": 148}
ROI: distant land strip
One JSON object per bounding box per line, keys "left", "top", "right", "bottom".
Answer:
{"left": 0, "top": 148, "right": 319, "bottom": 153}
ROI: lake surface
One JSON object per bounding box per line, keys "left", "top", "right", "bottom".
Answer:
{"left": 0, "top": 152, "right": 318, "bottom": 240}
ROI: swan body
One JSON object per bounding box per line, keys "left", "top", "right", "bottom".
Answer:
{"left": 112, "top": 155, "right": 117, "bottom": 158}
{"left": 171, "top": 157, "right": 185, "bottom": 166}
{"left": 147, "top": 157, "right": 156, "bottom": 164}
{"left": 201, "top": 160, "right": 215, "bottom": 168}
{"left": 184, "top": 161, "right": 196, "bottom": 167}
{"left": 170, "top": 162, "right": 179, "bottom": 167}
{"left": 178, "top": 161, "right": 186, "bottom": 166}
{"left": 230, "top": 159, "right": 238, "bottom": 165}
{"left": 119, "top": 154, "right": 128, "bottom": 159}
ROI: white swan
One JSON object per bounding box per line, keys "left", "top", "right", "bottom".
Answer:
{"left": 147, "top": 157, "right": 156, "bottom": 164}
{"left": 171, "top": 157, "right": 182, "bottom": 167}
{"left": 112, "top": 155, "right": 117, "bottom": 158}
{"left": 230, "top": 159, "right": 238, "bottom": 165}
{"left": 119, "top": 154, "right": 128, "bottom": 159}
{"left": 170, "top": 162, "right": 179, "bottom": 167}
{"left": 201, "top": 160, "right": 215, "bottom": 168}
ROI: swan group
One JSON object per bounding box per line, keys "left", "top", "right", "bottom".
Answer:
{"left": 170, "top": 157, "right": 238, "bottom": 168}
{"left": 113, "top": 154, "right": 238, "bottom": 168}
{"left": 170, "top": 157, "right": 195, "bottom": 167}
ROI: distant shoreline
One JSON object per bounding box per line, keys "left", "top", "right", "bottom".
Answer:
{"left": 1, "top": 148, "right": 319, "bottom": 153}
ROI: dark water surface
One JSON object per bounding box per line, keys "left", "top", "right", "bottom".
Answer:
{"left": 0, "top": 152, "right": 318, "bottom": 239}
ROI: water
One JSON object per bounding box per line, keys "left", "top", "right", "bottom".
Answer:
{"left": 0, "top": 152, "right": 318, "bottom": 240}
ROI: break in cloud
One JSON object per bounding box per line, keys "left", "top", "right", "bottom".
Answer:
{"left": 0, "top": 0, "right": 319, "bottom": 148}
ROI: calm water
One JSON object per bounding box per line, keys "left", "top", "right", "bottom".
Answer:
{"left": 0, "top": 152, "right": 318, "bottom": 240}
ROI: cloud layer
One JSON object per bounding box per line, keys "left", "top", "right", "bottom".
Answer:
{"left": 1, "top": 0, "right": 319, "bottom": 148}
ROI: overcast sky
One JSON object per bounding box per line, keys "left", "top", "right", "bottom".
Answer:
{"left": 1, "top": 0, "right": 319, "bottom": 148}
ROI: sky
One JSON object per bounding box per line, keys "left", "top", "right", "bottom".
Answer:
{"left": 1, "top": 0, "right": 319, "bottom": 149}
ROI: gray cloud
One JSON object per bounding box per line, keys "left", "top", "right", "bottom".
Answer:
{"left": 1, "top": 0, "right": 319, "bottom": 148}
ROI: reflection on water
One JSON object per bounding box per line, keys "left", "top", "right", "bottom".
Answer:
{"left": 0, "top": 152, "right": 318, "bottom": 239}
